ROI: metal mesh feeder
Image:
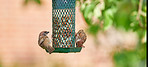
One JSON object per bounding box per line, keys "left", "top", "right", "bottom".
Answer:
{"left": 52, "top": 0, "right": 82, "bottom": 53}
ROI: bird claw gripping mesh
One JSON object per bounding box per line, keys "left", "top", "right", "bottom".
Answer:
{"left": 52, "top": 0, "right": 82, "bottom": 53}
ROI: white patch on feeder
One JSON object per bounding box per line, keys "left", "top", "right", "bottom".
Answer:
{"left": 63, "top": 40, "right": 65, "bottom": 44}
{"left": 60, "top": 45, "right": 62, "bottom": 47}
{"left": 66, "top": 45, "right": 67, "bottom": 48}
{"left": 64, "top": 27, "right": 66, "bottom": 29}
{"left": 68, "top": 20, "right": 71, "bottom": 23}
{"left": 64, "top": 0, "right": 67, "bottom": 3}
{"left": 69, "top": 37, "right": 71, "bottom": 40}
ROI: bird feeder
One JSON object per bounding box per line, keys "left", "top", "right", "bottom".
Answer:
{"left": 52, "top": 0, "right": 82, "bottom": 53}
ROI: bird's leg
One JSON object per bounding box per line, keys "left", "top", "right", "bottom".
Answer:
{"left": 82, "top": 45, "right": 85, "bottom": 48}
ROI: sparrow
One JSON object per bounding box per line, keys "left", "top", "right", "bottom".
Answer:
{"left": 38, "top": 31, "right": 55, "bottom": 54}
{"left": 75, "top": 29, "right": 87, "bottom": 48}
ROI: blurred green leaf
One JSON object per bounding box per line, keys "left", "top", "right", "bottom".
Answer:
{"left": 24, "top": 0, "right": 29, "bottom": 5}
{"left": 114, "top": 0, "right": 134, "bottom": 31}
{"left": 129, "top": 11, "right": 140, "bottom": 31}
{"left": 34, "top": 0, "right": 41, "bottom": 4}
{"left": 103, "top": 8, "right": 114, "bottom": 30}
{"left": 24, "top": 0, "right": 41, "bottom": 5}
{"left": 0, "top": 60, "right": 2, "bottom": 67}
{"left": 143, "top": 30, "right": 147, "bottom": 43}
{"left": 93, "top": 5, "right": 102, "bottom": 18}
{"left": 114, "top": 50, "right": 141, "bottom": 67}
{"left": 80, "top": 1, "right": 100, "bottom": 25}
{"left": 87, "top": 24, "right": 100, "bottom": 35}
{"left": 80, "top": 3, "right": 87, "bottom": 12}
{"left": 76, "top": 0, "right": 80, "bottom": 2}
{"left": 84, "top": 2, "right": 96, "bottom": 18}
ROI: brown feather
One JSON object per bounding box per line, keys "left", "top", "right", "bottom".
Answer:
{"left": 38, "top": 31, "right": 55, "bottom": 54}
{"left": 75, "top": 30, "right": 87, "bottom": 47}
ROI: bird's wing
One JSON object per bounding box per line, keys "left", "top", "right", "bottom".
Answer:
{"left": 38, "top": 36, "right": 45, "bottom": 45}
{"left": 44, "top": 37, "right": 51, "bottom": 44}
{"left": 38, "top": 36, "right": 49, "bottom": 49}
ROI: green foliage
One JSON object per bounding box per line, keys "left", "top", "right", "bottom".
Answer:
{"left": 24, "top": 0, "right": 42, "bottom": 5}
{"left": 114, "top": 42, "right": 146, "bottom": 67}
{"left": 83, "top": 1, "right": 99, "bottom": 19}
{"left": 114, "top": 49, "right": 145, "bottom": 67}
{"left": 78, "top": 0, "right": 146, "bottom": 32}
{"left": 103, "top": 7, "right": 116, "bottom": 30}
{"left": 77, "top": 0, "right": 147, "bottom": 67}
{"left": 0, "top": 60, "right": 2, "bottom": 67}
{"left": 114, "top": 50, "right": 140, "bottom": 67}
{"left": 80, "top": 1, "right": 100, "bottom": 25}
{"left": 114, "top": 1, "right": 133, "bottom": 30}
{"left": 87, "top": 24, "right": 100, "bottom": 35}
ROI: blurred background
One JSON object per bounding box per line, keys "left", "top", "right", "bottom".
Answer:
{"left": 0, "top": 0, "right": 147, "bottom": 67}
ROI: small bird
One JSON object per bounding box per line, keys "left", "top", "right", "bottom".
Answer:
{"left": 75, "top": 29, "right": 87, "bottom": 48}
{"left": 38, "top": 31, "right": 55, "bottom": 54}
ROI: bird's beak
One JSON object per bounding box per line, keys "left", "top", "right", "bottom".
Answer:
{"left": 46, "top": 31, "right": 49, "bottom": 34}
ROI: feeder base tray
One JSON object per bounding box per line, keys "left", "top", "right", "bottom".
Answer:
{"left": 52, "top": 47, "right": 82, "bottom": 53}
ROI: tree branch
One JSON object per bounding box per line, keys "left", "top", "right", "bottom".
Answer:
{"left": 136, "top": 0, "right": 146, "bottom": 29}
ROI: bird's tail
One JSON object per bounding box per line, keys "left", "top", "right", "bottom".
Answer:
{"left": 46, "top": 45, "right": 55, "bottom": 54}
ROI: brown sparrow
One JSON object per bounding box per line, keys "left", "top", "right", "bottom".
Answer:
{"left": 75, "top": 30, "right": 87, "bottom": 48}
{"left": 38, "top": 31, "right": 55, "bottom": 54}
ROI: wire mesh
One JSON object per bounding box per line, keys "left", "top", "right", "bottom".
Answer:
{"left": 52, "top": 0, "right": 75, "bottom": 48}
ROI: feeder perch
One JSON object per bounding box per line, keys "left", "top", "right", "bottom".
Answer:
{"left": 52, "top": 0, "right": 82, "bottom": 53}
